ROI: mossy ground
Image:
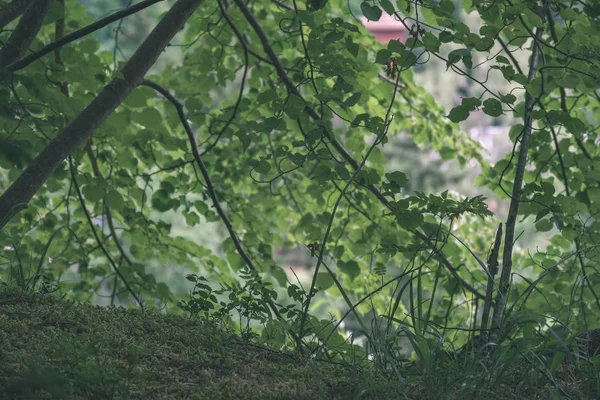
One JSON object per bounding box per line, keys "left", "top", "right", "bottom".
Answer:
{"left": 0, "top": 286, "right": 399, "bottom": 399}
{"left": 0, "top": 285, "right": 597, "bottom": 399}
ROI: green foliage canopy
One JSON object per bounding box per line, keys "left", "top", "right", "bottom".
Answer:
{"left": 1, "top": 0, "right": 600, "bottom": 358}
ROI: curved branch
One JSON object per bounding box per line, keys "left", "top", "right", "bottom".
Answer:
{"left": 141, "top": 79, "right": 297, "bottom": 338}
{"left": 6, "top": 0, "right": 165, "bottom": 72}
{"left": 0, "top": 0, "right": 204, "bottom": 230}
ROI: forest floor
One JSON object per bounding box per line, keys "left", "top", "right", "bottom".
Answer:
{"left": 0, "top": 285, "right": 597, "bottom": 399}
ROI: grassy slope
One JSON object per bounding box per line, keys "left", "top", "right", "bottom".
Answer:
{"left": 0, "top": 286, "right": 400, "bottom": 400}
{"left": 1, "top": 285, "right": 598, "bottom": 399}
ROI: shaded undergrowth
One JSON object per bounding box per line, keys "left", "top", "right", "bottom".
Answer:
{"left": 0, "top": 285, "right": 598, "bottom": 399}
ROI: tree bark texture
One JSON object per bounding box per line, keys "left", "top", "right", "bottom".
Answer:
{"left": 0, "top": 0, "right": 31, "bottom": 29}
{"left": 0, "top": 0, "right": 51, "bottom": 67}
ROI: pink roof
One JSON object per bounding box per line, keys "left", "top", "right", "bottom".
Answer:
{"left": 360, "top": 14, "right": 405, "bottom": 31}
{"left": 360, "top": 14, "right": 406, "bottom": 44}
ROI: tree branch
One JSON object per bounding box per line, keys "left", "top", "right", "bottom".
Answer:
{"left": 68, "top": 156, "right": 143, "bottom": 307}
{"left": 490, "top": 28, "right": 543, "bottom": 339}
{"left": 0, "top": 0, "right": 51, "bottom": 67}
{"left": 141, "top": 79, "right": 298, "bottom": 340}
{"left": 0, "top": 0, "right": 204, "bottom": 230}
{"left": 481, "top": 223, "right": 502, "bottom": 339}
{"left": 5, "top": 0, "right": 165, "bottom": 72}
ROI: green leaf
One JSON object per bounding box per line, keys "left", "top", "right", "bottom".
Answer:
{"left": 324, "top": 31, "right": 344, "bottom": 44}
{"left": 345, "top": 37, "right": 359, "bottom": 57}
{"left": 343, "top": 92, "right": 362, "bottom": 108}
{"left": 361, "top": 2, "right": 382, "bottom": 21}
{"left": 500, "top": 93, "right": 517, "bottom": 104}
{"left": 255, "top": 160, "right": 271, "bottom": 174}
{"left": 398, "top": 51, "right": 417, "bottom": 68}
{"left": 388, "top": 40, "right": 404, "bottom": 53}
{"left": 386, "top": 171, "right": 408, "bottom": 189}
{"left": 338, "top": 260, "right": 360, "bottom": 280}
{"left": 290, "top": 153, "right": 305, "bottom": 166}
{"left": 316, "top": 272, "right": 335, "bottom": 290}
{"left": 226, "top": 251, "right": 245, "bottom": 270}
{"left": 151, "top": 189, "right": 174, "bottom": 212}
{"left": 523, "top": 9, "right": 543, "bottom": 27}
{"left": 79, "top": 39, "right": 99, "bottom": 55}
{"left": 306, "top": 0, "right": 328, "bottom": 11}
{"left": 461, "top": 97, "right": 481, "bottom": 110}
{"left": 422, "top": 32, "right": 440, "bottom": 52}
{"left": 535, "top": 218, "right": 554, "bottom": 232}
{"left": 284, "top": 94, "right": 305, "bottom": 119}
{"left": 351, "top": 113, "right": 369, "bottom": 127}
{"left": 185, "top": 97, "right": 203, "bottom": 111}
{"left": 235, "top": 130, "right": 251, "bottom": 151}
{"left": 306, "top": 128, "right": 322, "bottom": 145}
{"left": 184, "top": 211, "right": 200, "bottom": 226}
{"left": 375, "top": 49, "right": 392, "bottom": 64}
{"left": 105, "top": 190, "right": 124, "bottom": 211}
{"left": 447, "top": 105, "right": 470, "bottom": 122}
{"left": 156, "top": 282, "right": 170, "bottom": 299}
{"left": 477, "top": 38, "right": 496, "bottom": 53}
{"left": 482, "top": 98, "right": 503, "bottom": 117}
{"left": 447, "top": 48, "right": 471, "bottom": 69}
{"left": 526, "top": 77, "right": 542, "bottom": 98}
{"left": 194, "top": 200, "right": 209, "bottom": 214}
{"left": 438, "top": 0, "right": 455, "bottom": 15}
{"left": 137, "top": 108, "right": 162, "bottom": 127}
{"left": 534, "top": 209, "right": 550, "bottom": 223}
{"left": 560, "top": 8, "right": 578, "bottom": 20}
{"left": 126, "top": 87, "right": 154, "bottom": 108}
{"left": 82, "top": 185, "right": 106, "bottom": 202}
{"left": 562, "top": 117, "right": 584, "bottom": 136}
{"left": 439, "top": 31, "right": 453, "bottom": 43}
{"left": 396, "top": 209, "right": 424, "bottom": 229}
{"left": 257, "top": 90, "right": 277, "bottom": 104}
{"left": 557, "top": 74, "right": 579, "bottom": 89}
{"left": 44, "top": 1, "right": 65, "bottom": 25}
{"left": 379, "top": 0, "right": 395, "bottom": 14}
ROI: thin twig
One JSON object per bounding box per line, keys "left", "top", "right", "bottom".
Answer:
{"left": 68, "top": 156, "right": 143, "bottom": 307}
{"left": 481, "top": 223, "right": 502, "bottom": 339}
{"left": 6, "top": 0, "right": 165, "bottom": 72}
